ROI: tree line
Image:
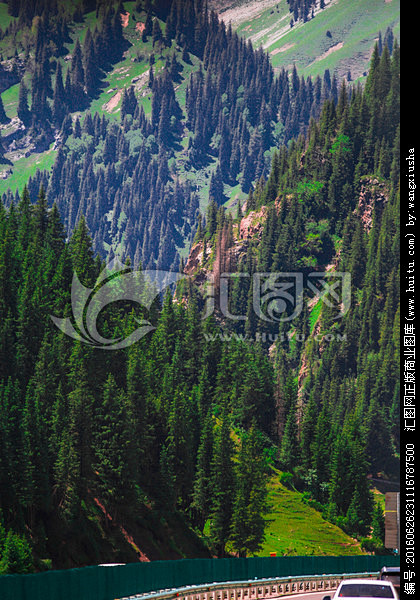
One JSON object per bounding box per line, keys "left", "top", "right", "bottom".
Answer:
{"left": 0, "top": 185, "right": 277, "bottom": 570}
{"left": 193, "top": 39, "right": 400, "bottom": 544}
{"left": 0, "top": 0, "right": 400, "bottom": 570}
{"left": 2, "top": 0, "right": 348, "bottom": 272}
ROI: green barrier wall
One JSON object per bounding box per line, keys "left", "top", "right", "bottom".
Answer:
{"left": 0, "top": 555, "right": 400, "bottom": 600}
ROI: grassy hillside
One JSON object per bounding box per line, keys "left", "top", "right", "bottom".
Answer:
{"left": 255, "top": 470, "right": 365, "bottom": 557}
{"left": 0, "top": 0, "right": 400, "bottom": 199}
{"left": 0, "top": 4, "right": 192, "bottom": 193}
{"left": 215, "top": 0, "right": 400, "bottom": 80}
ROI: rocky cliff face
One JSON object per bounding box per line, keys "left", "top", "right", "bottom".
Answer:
{"left": 184, "top": 205, "right": 269, "bottom": 277}
{"left": 238, "top": 206, "right": 267, "bottom": 240}
{"left": 184, "top": 239, "right": 209, "bottom": 276}
{"left": 355, "top": 178, "right": 389, "bottom": 231}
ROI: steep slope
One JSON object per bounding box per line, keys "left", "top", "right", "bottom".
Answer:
{"left": 257, "top": 470, "right": 364, "bottom": 557}
{"left": 0, "top": 0, "right": 399, "bottom": 271}
{"left": 184, "top": 38, "right": 400, "bottom": 544}
{"left": 0, "top": 0, "right": 399, "bottom": 573}
{"left": 212, "top": 0, "right": 400, "bottom": 80}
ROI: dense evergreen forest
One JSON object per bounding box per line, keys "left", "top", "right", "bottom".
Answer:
{"left": 0, "top": 0, "right": 399, "bottom": 574}
{"left": 193, "top": 38, "right": 400, "bottom": 532}
{"left": 0, "top": 0, "right": 349, "bottom": 270}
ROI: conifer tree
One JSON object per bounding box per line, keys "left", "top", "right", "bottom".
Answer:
{"left": 52, "top": 61, "right": 67, "bottom": 127}
{"left": 192, "top": 410, "right": 214, "bottom": 529}
{"left": 152, "top": 18, "right": 163, "bottom": 47}
{"left": 83, "top": 28, "right": 100, "bottom": 98}
{"left": 69, "top": 39, "right": 86, "bottom": 109}
{"left": 0, "top": 530, "right": 33, "bottom": 574}
{"left": 69, "top": 216, "right": 96, "bottom": 286}
{"left": 94, "top": 375, "right": 137, "bottom": 516}
{"left": 231, "top": 425, "right": 268, "bottom": 557}
{"left": 17, "top": 81, "right": 30, "bottom": 125}
{"left": 208, "top": 404, "right": 235, "bottom": 557}
{"left": 278, "top": 375, "right": 300, "bottom": 470}
{"left": 0, "top": 94, "right": 8, "bottom": 124}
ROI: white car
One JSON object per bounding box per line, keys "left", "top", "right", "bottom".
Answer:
{"left": 323, "top": 578, "right": 399, "bottom": 600}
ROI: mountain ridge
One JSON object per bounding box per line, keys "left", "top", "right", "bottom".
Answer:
{"left": 0, "top": 0, "right": 399, "bottom": 572}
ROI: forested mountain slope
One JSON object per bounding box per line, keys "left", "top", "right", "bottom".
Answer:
{"left": 0, "top": 0, "right": 398, "bottom": 270}
{"left": 0, "top": 0, "right": 399, "bottom": 573}
{"left": 187, "top": 36, "right": 400, "bottom": 496}
{"left": 0, "top": 27, "right": 399, "bottom": 569}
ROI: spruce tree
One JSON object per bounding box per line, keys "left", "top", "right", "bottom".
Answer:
{"left": 208, "top": 404, "right": 235, "bottom": 557}
{"left": 230, "top": 425, "right": 268, "bottom": 557}
{"left": 52, "top": 61, "right": 67, "bottom": 127}
{"left": 0, "top": 94, "right": 8, "bottom": 124}
{"left": 17, "top": 81, "right": 31, "bottom": 125}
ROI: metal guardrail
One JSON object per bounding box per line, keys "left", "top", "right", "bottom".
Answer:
{"left": 117, "top": 571, "right": 379, "bottom": 600}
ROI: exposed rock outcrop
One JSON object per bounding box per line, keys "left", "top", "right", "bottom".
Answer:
{"left": 355, "top": 178, "right": 389, "bottom": 231}
{"left": 238, "top": 206, "right": 267, "bottom": 240}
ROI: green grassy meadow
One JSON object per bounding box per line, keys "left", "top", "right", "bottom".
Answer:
{"left": 231, "top": 0, "right": 400, "bottom": 80}
{"left": 256, "top": 471, "right": 365, "bottom": 557}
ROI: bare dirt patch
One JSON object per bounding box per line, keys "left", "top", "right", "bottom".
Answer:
{"left": 310, "top": 41, "right": 344, "bottom": 64}
{"left": 131, "top": 69, "right": 151, "bottom": 94}
{"left": 214, "top": 0, "right": 280, "bottom": 27}
{"left": 136, "top": 21, "right": 145, "bottom": 35}
{"left": 103, "top": 90, "right": 122, "bottom": 112}
{"left": 270, "top": 42, "right": 295, "bottom": 55}
{"left": 120, "top": 11, "right": 130, "bottom": 28}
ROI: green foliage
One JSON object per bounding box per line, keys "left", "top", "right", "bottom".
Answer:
{"left": 0, "top": 196, "right": 275, "bottom": 566}
{"left": 0, "top": 6, "right": 400, "bottom": 567}
{"left": 214, "top": 39, "right": 400, "bottom": 544}
{"left": 360, "top": 537, "right": 388, "bottom": 555}
{"left": 279, "top": 472, "right": 294, "bottom": 489}
{"left": 329, "top": 134, "right": 351, "bottom": 155}
{"left": 207, "top": 407, "right": 235, "bottom": 557}
{"left": 295, "top": 179, "right": 325, "bottom": 202}
{"left": 230, "top": 425, "right": 269, "bottom": 557}
{"left": 0, "top": 530, "right": 34, "bottom": 574}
